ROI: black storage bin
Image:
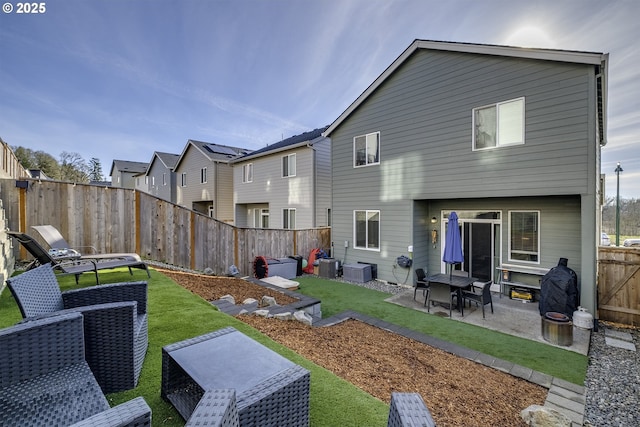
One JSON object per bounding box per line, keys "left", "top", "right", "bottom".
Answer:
{"left": 358, "top": 262, "right": 377, "bottom": 280}
{"left": 288, "top": 255, "right": 303, "bottom": 276}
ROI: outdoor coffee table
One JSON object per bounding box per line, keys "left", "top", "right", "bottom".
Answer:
{"left": 161, "top": 326, "right": 310, "bottom": 426}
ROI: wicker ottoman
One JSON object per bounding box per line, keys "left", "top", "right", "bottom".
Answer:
{"left": 162, "top": 327, "right": 310, "bottom": 427}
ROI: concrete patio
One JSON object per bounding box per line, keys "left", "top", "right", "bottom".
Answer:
{"left": 385, "top": 288, "right": 591, "bottom": 356}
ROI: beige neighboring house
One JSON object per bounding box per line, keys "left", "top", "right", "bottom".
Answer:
{"left": 230, "top": 127, "right": 331, "bottom": 229}
{"left": 109, "top": 160, "right": 148, "bottom": 189}
{"left": 174, "top": 140, "right": 250, "bottom": 223}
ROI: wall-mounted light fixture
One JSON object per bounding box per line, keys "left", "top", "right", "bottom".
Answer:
{"left": 430, "top": 216, "right": 437, "bottom": 224}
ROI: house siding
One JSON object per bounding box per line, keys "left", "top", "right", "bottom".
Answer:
{"left": 147, "top": 162, "right": 174, "bottom": 202}
{"left": 175, "top": 146, "right": 234, "bottom": 223}
{"left": 330, "top": 47, "right": 601, "bottom": 313}
{"left": 234, "top": 147, "right": 316, "bottom": 229}
{"left": 313, "top": 138, "right": 332, "bottom": 227}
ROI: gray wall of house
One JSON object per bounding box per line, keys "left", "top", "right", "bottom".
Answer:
{"left": 148, "top": 163, "right": 175, "bottom": 203}
{"left": 330, "top": 49, "right": 600, "bottom": 314}
{"left": 233, "top": 147, "right": 320, "bottom": 229}
{"left": 175, "top": 148, "right": 235, "bottom": 223}
{"left": 314, "top": 138, "right": 332, "bottom": 227}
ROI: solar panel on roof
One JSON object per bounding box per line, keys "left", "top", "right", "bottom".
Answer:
{"left": 204, "top": 144, "right": 238, "bottom": 156}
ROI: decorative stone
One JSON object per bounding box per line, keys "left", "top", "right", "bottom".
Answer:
{"left": 253, "top": 309, "right": 271, "bottom": 318}
{"left": 261, "top": 296, "right": 278, "bottom": 307}
{"left": 243, "top": 298, "right": 258, "bottom": 305}
{"left": 219, "top": 294, "right": 235, "bottom": 305}
{"left": 274, "top": 312, "right": 294, "bottom": 321}
{"left": 203, "top": 267, "right": 214, "bottom": 275}
{"left": 294, "top": 310, "right": 313, "bottom": 326}
{"left": 521, "top": 405, "right": 571, "bottom": 427}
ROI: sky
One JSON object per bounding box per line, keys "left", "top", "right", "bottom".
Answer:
{"left": 1, "top": 0, "right": 638, "bottom": 198}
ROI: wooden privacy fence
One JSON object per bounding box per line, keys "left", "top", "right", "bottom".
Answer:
{"left": 598, "top": 247, "right": 640, "bottom": 326}
{"left": 1, "top": 179, "right": 331, "bottom": 276}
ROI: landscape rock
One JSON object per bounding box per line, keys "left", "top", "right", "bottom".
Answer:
{"left": 203, "top": 267, "right": 214, "bottom": 275}
{"left": 253, "top": 309, "right": 271, "bottom": 318}
{"left": 219, "top": 294, "right": 235, "bottom": 305}
{"left": 274, "top": 312, "right": 294, "bottom": 321}
{"left": 242, "top": 298, "right": 258, "bottom": 305}
{"left": 261, "top": 295, "right": 278, "bottom": 307}
{"left": 520, "top": 405, "right": 571, "bottom": 427}
{"left": 294, "top": 310, "right": 313, "bottom": 326}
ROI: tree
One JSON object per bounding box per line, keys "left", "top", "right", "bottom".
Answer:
{"left": 59, "top": 151, "right": 89, "bottom": 183}
{"left": 89, "top": 158, "right": 104, "bottom": 182}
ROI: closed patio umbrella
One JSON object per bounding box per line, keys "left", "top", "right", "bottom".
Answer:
{"left": 443, "top": 211, "right": 464, "bottom": 280}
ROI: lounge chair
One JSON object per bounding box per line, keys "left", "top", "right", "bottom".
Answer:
{"left": 6, "top": 263, "right": 149, "bottom": 393}
{"left": 8, "top": 230, "right": 149, "bottom": 284}
{"left": 0, "top": 312, "right": 152, "bottom": 426}
{"left": 31, "top": 224, "right": 142, "bottom": 262}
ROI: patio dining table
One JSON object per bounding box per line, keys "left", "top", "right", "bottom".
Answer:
{"left": 427, "top": 273, "right": 477, "bottom": 313}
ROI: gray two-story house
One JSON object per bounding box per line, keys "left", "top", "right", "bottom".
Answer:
{"left": 324, "top": 40, "right": 608, "bottom": 316}
{"left": 109, "top": 160, "right": 148, "bottom": 189}
{"left": 231, "top": 127, "right": 331, "bottom": 229}
{"left": 174, "top": 140, "right": 250, "bottom": 223}
{"left": 145, "top": 151, "right": 180, "bottom": 203}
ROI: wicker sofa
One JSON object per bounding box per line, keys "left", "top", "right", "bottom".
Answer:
{"left": 6, "top": 263, "right": 148, "bottom": 394}
{"left": 0, "top": 312, "right": 151, "bottom": 426}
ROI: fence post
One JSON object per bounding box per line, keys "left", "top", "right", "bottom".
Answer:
{"left": 135, "top": 190, "right": 141, "bottom": 255}
{"left": 190, "top": 211, "right": 196, "bottom": 271}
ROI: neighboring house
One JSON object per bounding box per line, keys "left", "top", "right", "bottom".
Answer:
{"left": 174, "top": 140, "right": 250, "bottom": 222}
{"left": 324, "top": 40, "right": 608, "bottom": 317}
{"left": 144, "top": 151, "right": 180, "bottom": 203}
{"left": 109, "top": 160, "right": 148, "bottom": 189}
{"left": 29, "top": 169, "right": 51, "bottom": 180}
{"left": 230, "top": 127, "right": 331, "bottom": 229}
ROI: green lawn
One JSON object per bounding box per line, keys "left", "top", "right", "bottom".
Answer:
{"left": 0, "top": 268, "right": 588, "bottom": 426}
{"left": 0, "top": 269, "right": 388, "bottom": 427}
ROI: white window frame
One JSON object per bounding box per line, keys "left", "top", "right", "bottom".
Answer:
{"left": 201, "top": 167, "right": 207, "bottom": 184}
{"left": 508, "top": 210, "right": 540, "bottom": 264}
{"left": 282, "top": 154, "right": 296, "bottom": 178}
{"left": 473, "top": 97, "right": 525, "bottom": 151}
{"left": 151, "top": 176, "right": 155, "bottom": 186}
{"left": 283, "top": 208, "right": 296, "bottom": 229}
{"left": 353, "top": 132, "right": 380, "bottom": 167}
{"left": 243, "top": 163, "right": 253, "bottom": 183}
{"left": 353, "top": 210, "right": 381, "bottom": 251}
{"left": 181, "top": 172, "right": 187, "bottom": 187}
{"left": 162, "top": 173, "right": 167, "bottom": 186}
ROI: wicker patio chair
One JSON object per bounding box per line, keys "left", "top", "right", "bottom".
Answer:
{"left": 6, "top": 263, "right": 149, "bottom": 394}
{"left": 387, "top": 392, "right": 435, "bottom": 427}
{"left": 7, "top": 230, "right": 149, "bottom": 284}
{"left": 0, "top": 312, "right": 152, "bottom": 427}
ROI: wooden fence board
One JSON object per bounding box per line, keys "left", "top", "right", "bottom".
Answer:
{"left": 598, "top": 247, "right": 640, "bottom": 326}
{"left": 2, "top": 179, "right": 331, "bottom": 277}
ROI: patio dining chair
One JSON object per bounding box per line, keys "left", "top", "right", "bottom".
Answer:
{"left": 6, "top": 263, "right": 149, "bottom": 394}
{"left": 413, "top": 268, "right": 430, "bottom": 301}
{"left": 461, "top": 280, "right": 494, "bottom": 318}
{"left": 0, "top": 312, "right": 151, "bottom": 426}
{"left": 8, "top": 230, "right": 149, "bottom": 284}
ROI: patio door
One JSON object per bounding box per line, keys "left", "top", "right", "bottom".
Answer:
{"left": 442, "top": 211, "right": 501, "bottom": 283}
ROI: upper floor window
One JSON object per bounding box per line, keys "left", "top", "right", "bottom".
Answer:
{"left": 282, "top": 154, "right": 296, "bottom": 178}
{"left": 354, "top": 132, "right": 380, "bottom": 167}
{"left": 151, "top": 176, "right": 155, "bottom": 186}
{"left": 354, "top": 210, "right": 380, "bottom": 251}
{"left": 283, "top": 208, "right": 296, "bottom": 229}
{"left": 509, "top": 210, "right": 539, "bottom": 263}
{"left": 473, "top": 98, "right": 524, "bottom": 150}
{"left": 162, "top": 173, "right": 167, "bottom": 186}
{"left": 201, "top": 167, "right": 207, "bottom": 184}
{"left": 243, "top": 163, "right": 253, "bottom": 183}
{"left": 181, "top": 172, "right": 187, "bottom": 187}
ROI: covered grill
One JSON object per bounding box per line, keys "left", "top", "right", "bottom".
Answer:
{"left": 539, "top": 258, "right": 579, "bottom": 318}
